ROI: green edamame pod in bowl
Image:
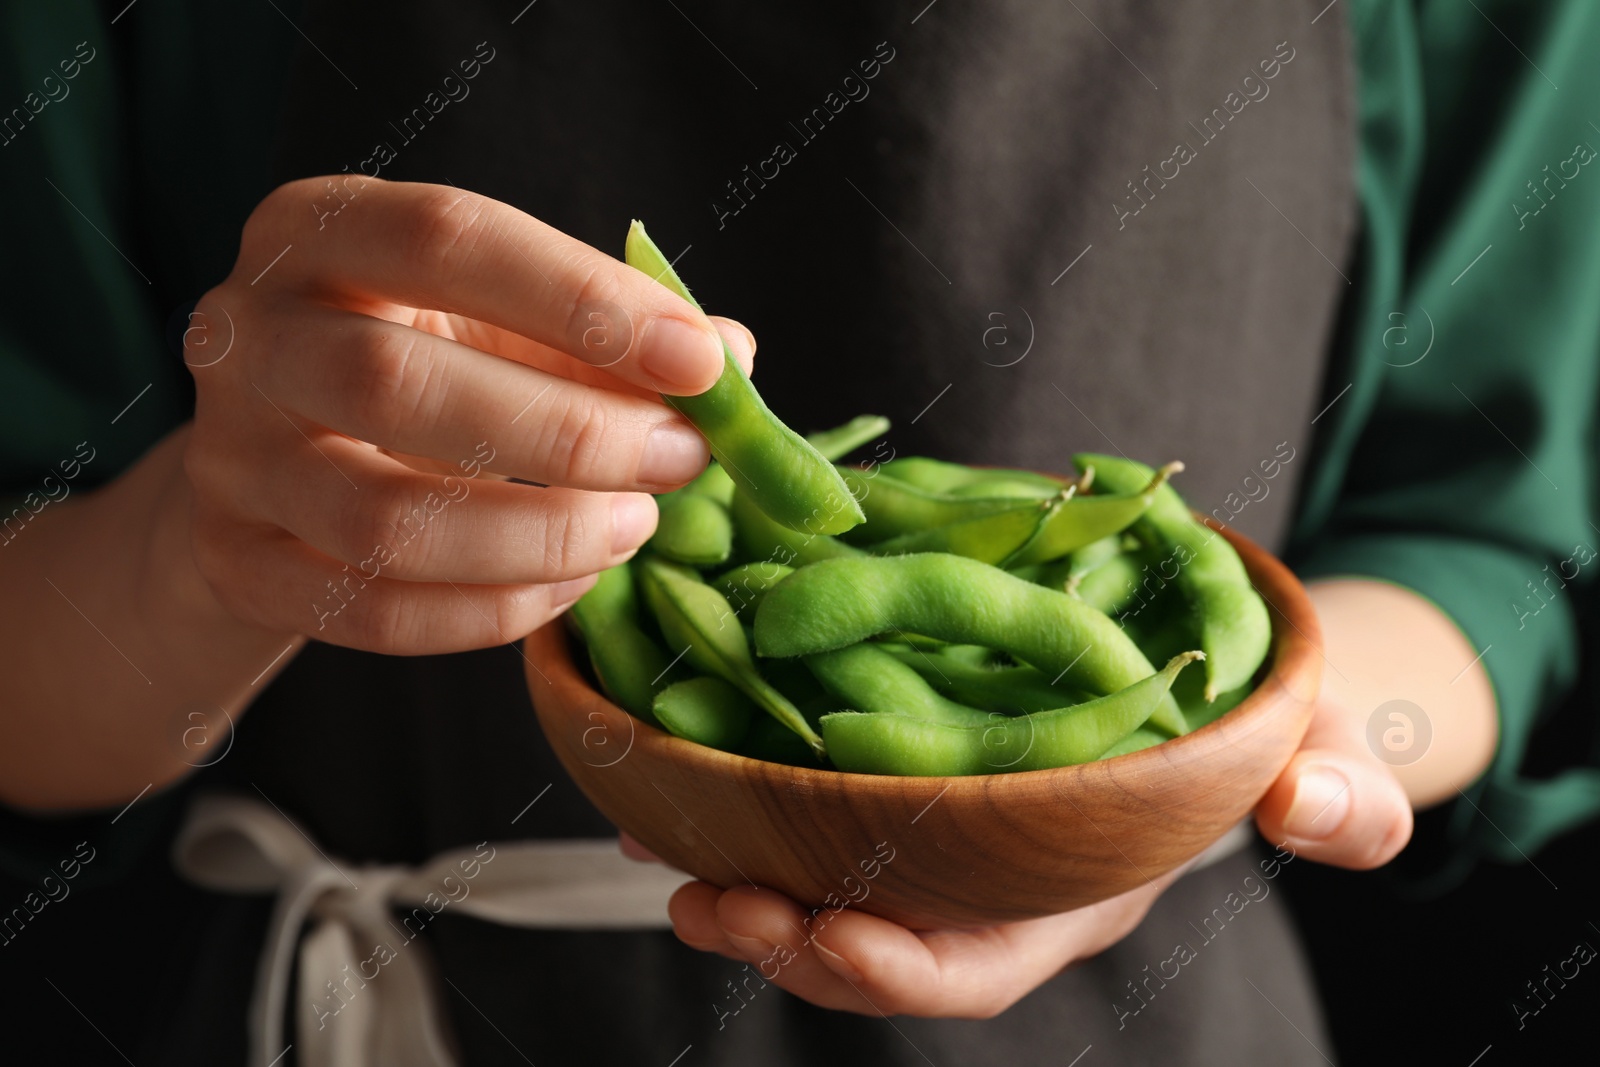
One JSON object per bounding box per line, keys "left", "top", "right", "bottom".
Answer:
{"left": 728, "top": 487, "right": 865, "bottom": 567}
{"left": 1069, "top": 551, "right": 1145, "bottom": 616}
{"left": 880, "top": 456, "right": 1066, "bottom": 498}
{"left": 567, "top": 562, "right": 682, "bottom": 723}
{"left": 885, "top": 644, "right": 1095, "bottom": 714}
{"left": 1099, "top": 726, "right": 1167, "bottom": 759}
{"left": 652, "top": 485, "right": 733, "bottom": 566}
{"left": 625, "top": 222, "right": 863, "bottom": 536}
{"left": 806, "top": 415, "right": 890, "bottom": 461}
{"left": 834, "top": 468, "right": 1022, "bottom": 544}
{"left": 1074, "top": 453, "right": 1271, "bottom": 700}
{"left": 803, "top": 642, "right": 995, "bottom": 727}
{"left": 753, "top": 552, "right": 1186, "bottom": 730}
{"left": 864, "top": 495, "right": 1059, "bottom": 566}
{"left": 1003, "top": 463, "right": 1177, "bottom": 567}
{"left": 652, "top": 676, "right": 755, "bottom": 752}
{"left": 821, "top": 652, "right": 1202, "bottom": 776}
{"left": 1008, "top": 534, "right": 1126, "bottom": 592}
{"left": 527, "top": 489, "right": 1322, "bottom": 928}
{"left": 637, "top": 556, "right": 826, "bottom": 756}
{"left": 712, "top": 562, "right": 795, "bottom": 617}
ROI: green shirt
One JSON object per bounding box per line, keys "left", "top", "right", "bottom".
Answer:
{"left": 1288, "top": 0, "right": 1600, "bottom": 878}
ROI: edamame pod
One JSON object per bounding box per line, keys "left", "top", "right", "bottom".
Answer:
{"left": 753, "top": 553, "right": 1185, "bottom": 729}
{"left": 834, "top": 470, "right": 1021, "bottom": 544}
{"left": 1067, "top": 533, "right": 1129, "bottom": 579}
{"left": 729, "top": 487, "right": 865, "bottom": 566}
{"left": 803, "top": 643, "right": 995, "bottom": 727}
{"left": 1004, "top": 463, "right": 1177, "bottom": 567}
{"left": 880, "top": 456, "right": 1065, "bottom": 498}
{"left": 806, "top": 415, "right": 891, "bottom": 461}
{"left": 567, "top": 562, "right": 681, "bottom": 722}
{"left": 821, "top": 652, "right": 1201, "bottom": 776}
{"left": 740, "top": 714, "right": 823, "bottom": 766}
{"left": 885, "top": 645, "right": 1095, "bottom": 713}
{"left": 1070, "top": 551, "right": 1145, "bottom": 616}
{"left": 690, "top": 462, "right": 736, "bottom": 506}
{"left": 652, "top": 490, "right": 733, "bottom": 566}
{"left": 1009, "top": 534, "right": 1128, "bottom": 591}
{"left": 625, "top": 222, "right": 864, "bottom": 535}
{"left": 712, "top": 562, "right": 795, "bottom": 618}
{"left": 652, "top": 675, "right": 755, "bottom": 751}
{"left": 1099, "top": 727, "right": 1167, "bottom": 759}
{"left": 884, "top": 639, "right": 1187, "bottom": 736}
{"left": 638, "top": 556, "right": 825, "bottom": 755}
{"left": 1075, "top": 454, "right": 1271, "bottom": 700}
{"left": 946, "top": 478, "right": 1059, "bottom": 500}
{"left": 865, "top": 496, "right": 1058, "bottom": 565}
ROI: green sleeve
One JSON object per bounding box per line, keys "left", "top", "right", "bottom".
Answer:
{"left": 0, "top": 2, "right": 293, "bottom": 874}
{"left": 0, "top": 2, "right": 185, "bottom": 490}
{"left": 1288, "top": 0, "right": 1600, "bottom": 874}
{"left": 0, "top": 1, "right": 295, "bottom": 495}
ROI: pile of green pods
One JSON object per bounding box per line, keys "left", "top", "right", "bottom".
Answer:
{"left": 566, "top": 225, "right": 1271, "bottom": 776}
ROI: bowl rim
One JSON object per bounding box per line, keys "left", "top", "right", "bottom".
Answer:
{"left": 530, "top": 517, "right": 1322, "bottom": 797}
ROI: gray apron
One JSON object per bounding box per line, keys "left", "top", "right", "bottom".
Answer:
{"left": 171, "top": 1, "right": 1358, "bottom": 1063}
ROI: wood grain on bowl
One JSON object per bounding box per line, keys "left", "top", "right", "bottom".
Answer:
{"left": 523, "top": 523, "right": 1320, "bottom": 930}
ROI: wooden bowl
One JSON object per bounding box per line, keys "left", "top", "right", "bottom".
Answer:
{"left": 522, "top": 522, "right": 1320, "bottom": 929}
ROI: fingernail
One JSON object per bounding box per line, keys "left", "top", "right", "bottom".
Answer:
{"left": 715, "top": 321, "right": 756, "bottom": 370}
{"left": 637, "top": 421, "right": 710, "bottom": 487}
{"left": 725, "top": 933, "right": 775, "bottom": 961}
{"left": 611, "top": 493, "right": 658, "bottom": 556}
{"left": 1284, "top": 765, "right": 1351, "bottom": 840}
{"left": 548, "top": 574, "right": 598, "bottom": 612}
{"left": 812, "top": 941, "right": 862, "bottom": 983}
{"left": 641, "top": 317, "right": 724, "bottom": 394}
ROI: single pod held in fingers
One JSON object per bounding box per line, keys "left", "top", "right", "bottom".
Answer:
{"left": 623, "top": 221, "right": 863, "bottom": 535}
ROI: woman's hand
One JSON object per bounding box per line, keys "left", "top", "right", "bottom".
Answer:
{"left": 0, "top": 176, "right": 755, "bottom": 810}
{"left": 1253, "top": 577, "right": 1498, "bottom": 865}
{"left": 663, "top": 863, "right": 1186, "bottom": 1018}
{"left": 185, "top": 176, "right": 752, "bottom": 653}
{"left": 651, "top": 578, "right": 1499, "bottom": 1017}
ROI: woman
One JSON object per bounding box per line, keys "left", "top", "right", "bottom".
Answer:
{"left": 2, "top": 1, "right": 1594, "bottom": 1063}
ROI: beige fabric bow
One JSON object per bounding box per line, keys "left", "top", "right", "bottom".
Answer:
{"left": 172, "top": 792, "right": 691, "bottom": 1067}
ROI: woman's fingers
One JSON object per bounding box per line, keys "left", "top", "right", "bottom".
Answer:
{"left": 617, "top": 833, "right": 663, "bottom": 864}
{"left": 1254, "top": 703, "right": 1413, "bottom": 869}
{"left": 247, "top": 178, "right": 726, "bottom": 396}
{"left": 670, "top": 876, "right": 1175, "bottom": 1018}
{"left": 205, "top": 430, "right": 658, "bottom": 585}
{"left": 711, "top": 317, "right": 756, "bottom": 377}
{"left": 188, "top": 509, "right": 593, "bottom": 654}
{"left": 402, "top": 313, "right": 754, "bottom": 401}
{"left": 181, "top": 177, "right": 767, "bottom": 653}
{"left": 249, "top": 305, "right": 709, "bottom": 492}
